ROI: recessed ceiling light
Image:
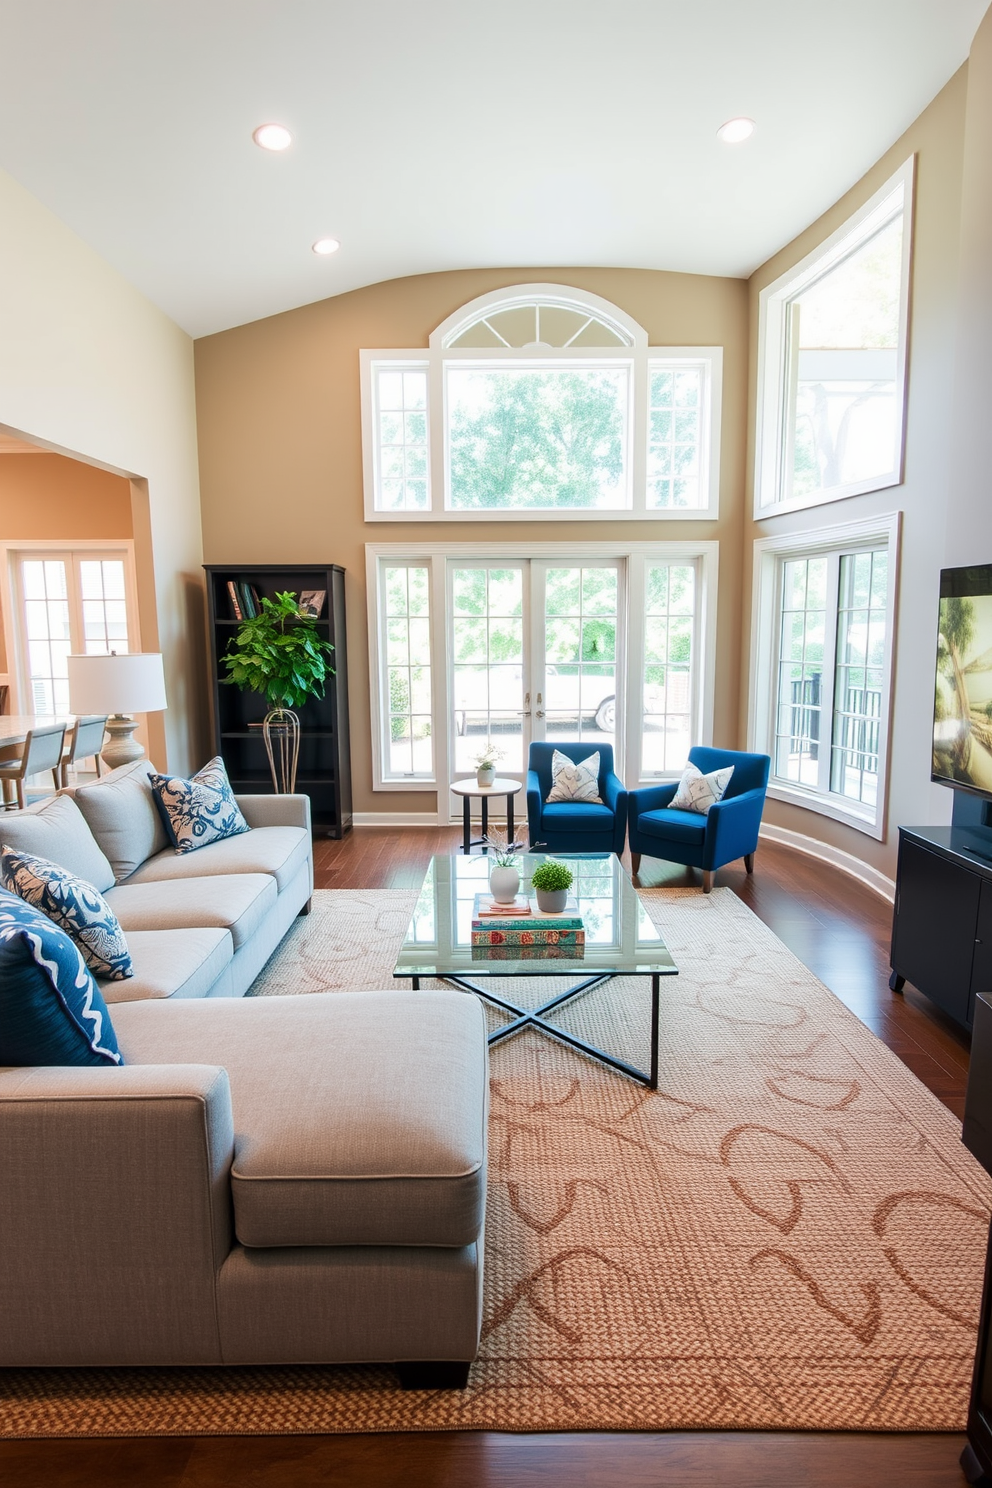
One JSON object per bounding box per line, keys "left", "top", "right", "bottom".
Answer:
{"left": 312, "top": 237, "right": 340, "bottom": 256}
{"left": 717, "top": 117, "right": 755, "bottom": 145}
{"left": 252, "top": 123, "right": 292, "bottom": 152}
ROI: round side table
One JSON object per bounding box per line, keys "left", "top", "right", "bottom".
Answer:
{"left": 450, "top": 778, "right": 524, "bottom": 854}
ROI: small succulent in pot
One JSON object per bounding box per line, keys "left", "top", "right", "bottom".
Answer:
{"left": 530, "top": 858, "right": 574, "bottom": 913}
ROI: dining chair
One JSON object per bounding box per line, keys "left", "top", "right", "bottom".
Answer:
{"left": 59, "top": 714, "right": 108, "bottom": 787}
{"left": 0, "top": 724, "right": 67, "bottom": 811}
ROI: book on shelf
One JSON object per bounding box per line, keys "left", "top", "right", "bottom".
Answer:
{"left": 226, "top": 581, "right": 243, "bottom": 621}
{"left": 239, "top": 581, "right": 258, "bottom": 619}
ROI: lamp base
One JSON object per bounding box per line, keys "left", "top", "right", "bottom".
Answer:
{"left": 101, "top": 715, "right": 146, "bottom": 771}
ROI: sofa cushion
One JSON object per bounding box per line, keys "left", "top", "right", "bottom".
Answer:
{"left": 149, "top": 756, "right": 250, "bottom": 855}
{"left": 99, "top": 927, "right": 234, "bottom": 1004}
{"left": 1, "top": 846, "right": 133, "bottom": 981}
{"left": 0, "top": 888, "right": 123, "bottom": 1065}
{"left": 73, "top": 759, "right": 169, "bottom": 883}
{"left": 0, "top": 794, "right": 114, "bottom": 893}
{"left": 112, "top": 990, "right": 488, "bottom": 1248}
{"left": 637, "top": 806, "right": 707, "bottom": 846}
{"left": 126, "top": 826, "right": 310, "bottom": 895}
{"left": 105, "top": 874, "right": 277, "bottom": 951}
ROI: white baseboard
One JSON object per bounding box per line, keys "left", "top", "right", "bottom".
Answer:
{"left": 759, "top": 822, "right": 895, "bottom": 902}
{"left": 352, "top": 811, "right": 443, "bottom": 827}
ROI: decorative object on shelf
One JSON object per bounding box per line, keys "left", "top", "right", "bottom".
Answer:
{"left": 474, "top": 741, "right": 503, "bottom": 788}
{"left": 298, "top": 589, "right": 326, "bottom": 618}
{"left": 483, "top": 826, "right": 520, "bottom": 904}
{"left": 530, "top": 858, "right": 575, "bottom": 914}
{"left": 66, "top": 652, "right": 168, "bottom": 769}
{"left": 221, "top": 590, "right": 334, "bottom": 795}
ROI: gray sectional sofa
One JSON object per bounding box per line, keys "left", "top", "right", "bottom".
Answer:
{"left": 0, "top": 761, "right": 489, "bottom": 1379}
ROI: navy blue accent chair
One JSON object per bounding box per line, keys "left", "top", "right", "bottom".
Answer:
{"left": 627, "top": 746, "right": 770, "bottom": 892}
{"left": 526, "top": 742, "right": 628, "bottom": 855}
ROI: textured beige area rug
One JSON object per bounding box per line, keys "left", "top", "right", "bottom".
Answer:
{"left": 3, "top": 886, "right": 990, "bottom": 1438}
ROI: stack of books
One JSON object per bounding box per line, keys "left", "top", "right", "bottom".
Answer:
{"left": 471, "top": 893, "right": 585, "bottom": 958}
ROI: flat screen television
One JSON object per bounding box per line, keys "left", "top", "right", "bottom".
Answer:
{"left": 933, "top": 564, "right": 992, "bottom": 798}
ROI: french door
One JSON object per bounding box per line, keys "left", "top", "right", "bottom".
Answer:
{"left": 447, "top": 558, "right": 624, "bottom": 793}
{"left": 11, "top": 549, "right": 136, "bottom": 715}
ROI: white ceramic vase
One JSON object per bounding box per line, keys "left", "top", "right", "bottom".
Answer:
{"left": 489, "top": 864, "right": 520, "bottom": 904}
{"left": 476, "top": 765, "right": 496, "bottom": 787}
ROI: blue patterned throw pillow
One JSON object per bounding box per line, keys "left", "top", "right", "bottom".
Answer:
{"left": 0, "top": 846, "right": 133, "bottom": 981}
{"left": 0, "top": 888, "right": 123, "bottom": 1066}
{"left": 149, "top": 755, "right": 250, "bottom": 855}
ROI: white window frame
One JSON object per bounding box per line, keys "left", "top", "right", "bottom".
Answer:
{"left": 748, "top": 512, "right": 901, "bottom": 839}
{"left": 0, "top": 539, "right": 141, "bottom": 714}
{"left": 367, "top": 540, "right": 719, "bottom": 796}
{"left": 361, "top": 285, "right": 722, "bottom": 522}
{"left": 753, "top": 158, "right": 914, "bottom": 519}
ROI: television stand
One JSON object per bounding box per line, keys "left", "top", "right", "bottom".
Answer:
{"left": 889, "top": 823, "right": 992, "bottom": 1031}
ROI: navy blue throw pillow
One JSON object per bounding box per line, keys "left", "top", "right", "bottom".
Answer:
{"left": 0, "top": 888, "right": 123, "bottom": 1066}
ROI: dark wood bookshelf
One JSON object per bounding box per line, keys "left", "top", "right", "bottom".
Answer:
{"left": 204, "top": 564, "right": 352, "bottom": 838}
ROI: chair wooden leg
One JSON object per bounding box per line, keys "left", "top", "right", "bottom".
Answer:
{"left": 702, "top": 870, "right": 714, "bottom": 894}
{"left": 15, "top": 778, "right": 25, "bottom": 811}
{"left": 630, "top": 852, "right": 641, "bottom": 876}
{"left": 744, "top": 852, "right": 754, "bottom": 874}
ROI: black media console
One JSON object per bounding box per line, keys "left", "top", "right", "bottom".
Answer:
{"left": 890, "top": 792, "right": 992, "bottom": 1032}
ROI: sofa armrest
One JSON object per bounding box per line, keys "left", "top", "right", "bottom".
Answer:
{"left": 0, "top": 1064, "right": 235, "bottom": 1365}
{"left": 628, "top": 782, "right": 679, "bottom": 819}
{"left": 704, "top": 786, "right": 767, "bottom": 857}
{"left": 602, "top": 770, "right": 626, "bottom": 815}
{"left": 526, "top": 770, "right": 543, "bottom": 841}
{"left": 235, "top": 793, "right": 312, "bottom": 833}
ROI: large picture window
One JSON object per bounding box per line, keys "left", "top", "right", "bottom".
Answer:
{"left": 754, "top": 159, "right": 913, "bottom": 517}
{"left": 367, "top": 541, "right": 718, "bottom": 802}
{"left": 362, "top": 286, "right": 722, "bottom": 521}
{"left": 750, "top": 515, "right": 899, "bottom": 837}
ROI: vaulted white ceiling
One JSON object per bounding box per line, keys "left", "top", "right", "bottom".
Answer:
{"left": 0, "top": 0, "right": 986, "bottom": 338}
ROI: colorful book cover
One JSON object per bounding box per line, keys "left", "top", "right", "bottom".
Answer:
{"left": 471, "top": 927, "right": 586, "bottom": 948}
{"left": 226, "top": 580, "right": 243, "bottom": 620}
{"left": 472, "top": 893, "right": 583, "bottom": 930}
{"left": 472, "top": 941, "right": 586, "bottom": 961}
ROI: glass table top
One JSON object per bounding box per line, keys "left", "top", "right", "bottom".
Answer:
{"left": 393, "top": 852, "right": 678, "bottom": 980}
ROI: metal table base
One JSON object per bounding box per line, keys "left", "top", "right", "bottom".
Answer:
{"left": 408, "top": 970, "right": 661, "bottom": 1089}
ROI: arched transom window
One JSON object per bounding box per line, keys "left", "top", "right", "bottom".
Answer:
{"left": 361, "top": 284, "right": 722, "bottom": 520}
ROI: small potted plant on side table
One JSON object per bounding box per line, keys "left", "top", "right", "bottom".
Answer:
{"left": 531, "top": 858, "right": 574, "bottom": 914}
{"left": 474, "top": 743, "right": 503, "bottom": 789}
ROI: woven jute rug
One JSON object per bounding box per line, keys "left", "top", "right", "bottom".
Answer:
{"left": 3, "top": 886, "right": 990, "bottom": 1438}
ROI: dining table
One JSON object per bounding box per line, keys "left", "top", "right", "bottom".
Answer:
{"left": 0, "top": 714, "right": 73, "bottom": 806}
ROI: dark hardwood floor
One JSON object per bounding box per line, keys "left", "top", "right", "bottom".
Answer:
{"left": 1, "top": 832, "right": 974, "bottom": 1487}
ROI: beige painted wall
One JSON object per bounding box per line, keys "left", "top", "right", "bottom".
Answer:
{"left": 195, "top": 267, "right": 749, "bottom": 818}
{"left": 0, "top": 452, "right": 133, "bottom": 678}
{"left": 0, "top": 166, "right": 205, "bottom": 771}
{"left": 947, "top": 7, "right": 992, "bottom": 566}
{"left": 742, "top": 65, "right": 970, "bottom": 881}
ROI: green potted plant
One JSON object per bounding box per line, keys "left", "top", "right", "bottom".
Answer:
{"left": 221, "top": 591, "right": 334, "bottom": 793}
{"left": 530, "top": 858, "right": 574, "bottom": 914}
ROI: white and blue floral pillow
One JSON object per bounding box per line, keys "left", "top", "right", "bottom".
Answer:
{"left": 0, "top": 846, "right": 133, "bottom": 981}
{"left": 150, "top": 755, "right": 250, "bottom": 856}
{"left": 0, "top": 887, "right": 123, "bottom": 1066}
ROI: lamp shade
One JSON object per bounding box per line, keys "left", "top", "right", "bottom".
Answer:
{"left": 67, "top": 653, "right": 168, "bottom": 715}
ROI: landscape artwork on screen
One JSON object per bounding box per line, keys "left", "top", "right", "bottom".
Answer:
{"left": 934, "top": 565, "right": 992, "bottom": 795}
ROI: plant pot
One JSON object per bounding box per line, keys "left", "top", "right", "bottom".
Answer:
{"left": 489, "top": 864, "right": 520, "bottom": 905}
{"left": 476, "top": 766, "right": 496, "bottom": 788}
{"left": 535, "top": 888, "right": 568, "bottom": 914}
{"left": 262, "top": 706, "right": 301, "bottom": 794}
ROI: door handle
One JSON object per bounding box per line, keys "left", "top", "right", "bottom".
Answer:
{"left": 536, "top": 709, "right": 545, "bottom": 719}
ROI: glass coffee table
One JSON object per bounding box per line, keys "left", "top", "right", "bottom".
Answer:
{"left": 393, "top": 852, "right": 677, "bottom": 1089}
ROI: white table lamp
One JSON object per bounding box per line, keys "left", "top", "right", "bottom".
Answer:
{"left": 67, "top": 652, "right": 168, "bottom": 769}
